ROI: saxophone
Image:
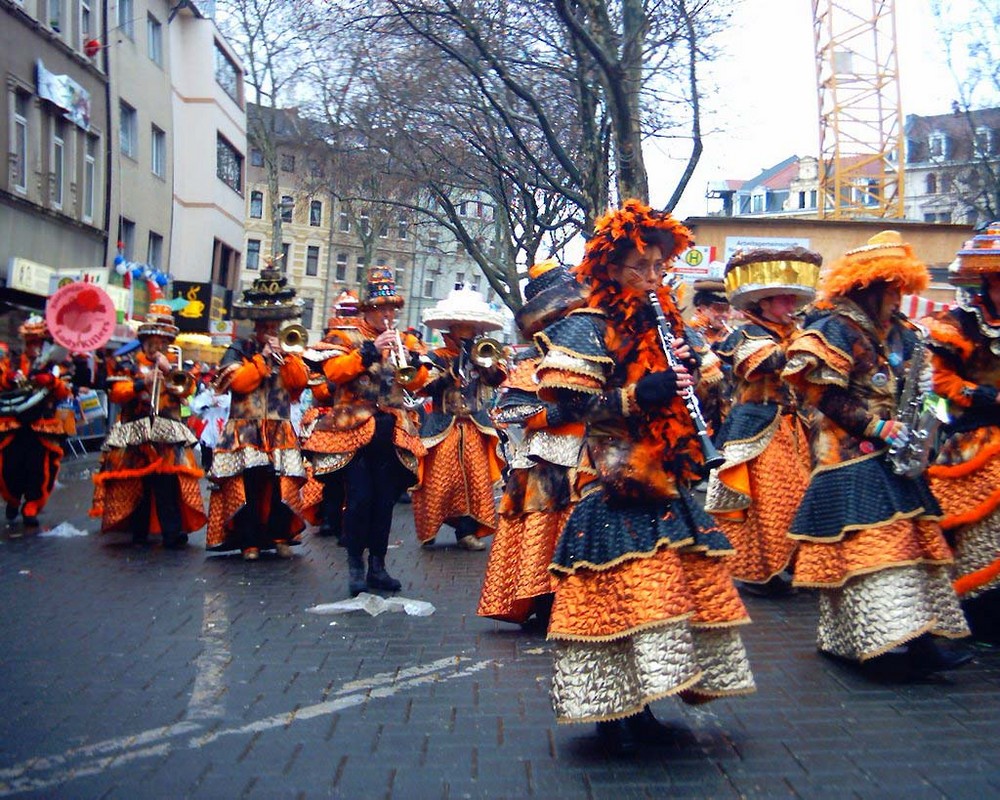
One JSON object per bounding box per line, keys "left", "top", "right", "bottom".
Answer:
{"left": 886, "top": 317, "right": 948, "bottom": 479}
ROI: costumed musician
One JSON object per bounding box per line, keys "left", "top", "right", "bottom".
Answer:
{"left": 0, "top": 315, "right": 73, "bottom": 528}
{"left": 688, "top": 277, "right": 734, "bottom": 438}
{"left": 301, "top": 268, "right": 428, "bottom": 596}
{"left": 536, "top": 201, "right": 755, "bottom": 755}
{"left": 704, "top": 247, "right": 820, "bottom": 596}
{"left": 411, "top": 284, "right": 508, "bottom": 551}
{"left": 90, "top": 305, "right": 205, "bottom": 547}
{"left": 781, "top": 230, "right": 971, "bottom": 677}
{"left": 477, "top": 260, "right": 588, "bottom": 629}
{"left": 925, "top": 223, "right": 1000, "bottom": 645}
{"left": 207, "top": 263, "right": 309, "bottom": 561}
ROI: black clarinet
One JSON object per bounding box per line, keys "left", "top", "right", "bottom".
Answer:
{"left": 647, "top": 291, "right": 725, "bottom": 470}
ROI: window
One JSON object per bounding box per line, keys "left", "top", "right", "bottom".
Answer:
{"left": 214, "top": 42, "right": 241, "bottom": 104}
{"left": 928, "top": 132, "right": 948, "bottom": 159}
{"left": 81, "top": 0, "right": 92, "bottom": 39}
{"left": 151, "top": 125, "right": 166, "bottom": 177}
{"left": 379, "top": 220, "right": 389, "bottom": 238}
{"left": 118, "top": 0, "right": 134, "bottom": 39}
{"left": 281, "top": 242, "right": 291, "bottom": 266}
{"left": 798, "top": 191, "right": 806, "bottom": 210}
{"left": 940, "top": 174, "right": 954, "bottom": 194}
{"left": 147, "top": 232, "right": 163, "bottom": 270}
{"left": 83, "top": 135, "right": 96, "bottom": 222}
{"left": 280, "top": 154, "right": 295, "bottom": 172}
{"left": 809, "top": 189, "right": 817, "bottom": 208}
{"left": 335, "top": 253, "right": 348, "bottom": 281}
{"left": 147, "top": 14, "right": 163, "bottom": 66}
{"left": 301, "top": 298, "right": 315, "bottom": 330}
{"left": 395, "top": 268, "right": 404, "bottom": 289}
{"left": 48, "top": 0, "right": 62, "bottom": 33}
{"left": 459, "top": 201, "right": 469, "bottom": 216}
{"left": 120, "top": 101, "right": 137, "bottom": 158}
{"left": 355, "top": 264, "right": 365, "bottom": 283}
{"left": 249, "top": 190, "right": 263, "bottom": 218}
{"left": 359, "top": 212, "right": 371, "bottom": 235}
{"left": 246, "top": 239, "right": 261, "bottom": 270}
{"left": 308, "top": 159, "right": 323, "bottom": 178}
{"left": 338, "top": 210, "right": 350, "bottom": 232}
{"left": 250, "top": 148, "right": 263, "bottom": 167}
{"left": 424, "top": 278, "right": 435, "bottom": 297}
{"left": 13, "top": 92, "right": 29, "bottom": 193}
{"left": 280, "top": 195, "right": 293, "bottom": 222}
{"left": 455, "top": 272, "right": 465, "bottom": 287}
{"left": 470, "top": 274, "right": 480, "bottom": 291}
{"left": 926, "top": 173, "right": 937, "bottom": 194}
{"left": 751, "top": 193, "right": 764, "bottom": 214}
{"left": 398, "top": 216, "right": 408, "bottom": 239}
{"left": 51, "top": 118, "right": 64, "bottom": 209}
{"left": 309, "top": 200, "right": 322, "bottom": 227}
{"left": 216, "top": 134, "right": 243, "bottom": 193}
{"left": 306, "top": 245, "right": 320, "bottom": 276}
{"left": 118, "top": 217, "right": 136, "bottom": 259}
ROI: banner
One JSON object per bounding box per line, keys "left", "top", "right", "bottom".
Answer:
{"left": 36, "top": 59, "right": 91, "bottom": 131}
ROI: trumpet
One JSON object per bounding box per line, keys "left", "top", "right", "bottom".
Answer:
{"left": 470, "top": 337, "right": 503, "bottom": 369}
{"left": 385, "top": 318, "right": 418, "bottom": 383}
{"left": 269, "top": 324, "right": 309, "bottom": 366}
{"left": 150, "top": 344, "right": 193, "bottom": 418}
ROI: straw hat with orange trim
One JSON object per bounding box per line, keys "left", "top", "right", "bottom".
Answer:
{"left": 948, "top": 222, "right": 1000, "bottom": 287}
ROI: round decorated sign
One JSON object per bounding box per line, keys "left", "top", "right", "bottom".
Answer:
{"left": 45, "top": 282, "right": 117, "bottom": 352}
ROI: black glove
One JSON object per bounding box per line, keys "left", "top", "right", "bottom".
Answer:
{"left": 634, "top": 370, "right": 679, "bottom": 411}
{"left": 360, "top": 341, "right": 380, "bottom": 367}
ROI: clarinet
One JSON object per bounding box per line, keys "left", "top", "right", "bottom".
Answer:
{"left": 647, "top": 291, "right": 725, "bottom": 471}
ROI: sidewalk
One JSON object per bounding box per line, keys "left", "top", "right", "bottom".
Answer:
{"left": 0, "top": 458, "right": 998, "bottom": 798}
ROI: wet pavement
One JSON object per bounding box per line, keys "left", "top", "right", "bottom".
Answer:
{"left": 1, "top": 452, "right": 999, "bottom": 799}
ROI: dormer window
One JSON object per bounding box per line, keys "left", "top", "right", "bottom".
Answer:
{"left": 974, "top": 126, "right": 996, "bottom": 157}
{"left": 928, "top": 131, "right": 949, "bottom": 159}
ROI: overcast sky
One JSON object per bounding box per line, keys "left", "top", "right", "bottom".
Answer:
{"left": 655, "top": 0, "right": 958, "bottom": 219}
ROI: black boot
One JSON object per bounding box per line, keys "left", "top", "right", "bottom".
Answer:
{"left": 595, "top": 719, "right": 637, "bottom": 756}
{"left": 5, "top": 502, "right": 19, "bottom": 522}
{"left": 348, "top": 555, "right": 367, "bottom": 597}
{"left": 367, "top": 555, "right": 401, "bottom": 592}
{"left": 162, "top": 531, "right": 188, "bottom": 550}
{"left": 907, "top": 633, "right": 973, "bottom": 674}
{"left": 625, "top": 705, "right": 673, "bottom": 742}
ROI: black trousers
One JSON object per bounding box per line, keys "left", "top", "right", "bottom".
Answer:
{"left": 342, "top": 416, "right": 414, "bottom": 559}
{"left": 319, "top": 473, "right": 345, "bottom": 538}
{"left": 231, "top": 466, "right": 293, "bottom": 550}
{"left": 2, "top": 427, "right": 51, "bottom": 506}
{"left": 132, "top": 472, "right": 182, "bottom": 541}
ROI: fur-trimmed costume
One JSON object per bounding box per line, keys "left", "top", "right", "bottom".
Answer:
{"left": 91, "top": 350, "right": 206, "bottom": 544}
{"left": 706, "top": 315, "right": 811, "bottom": 583}
{"left": 925, "top": 245, "right": 1000, "bottom": 640}
{"left": 411, "top": 341, "right": 505, "bottom": 544}
{"left": 0, "top": 349, "right": 72, "bottom": 524}
{"left": 781, "top": 233, "right": 969, "bottom": 664}
{"left": 542, "top": 202, "right": 755, "bottom": 726}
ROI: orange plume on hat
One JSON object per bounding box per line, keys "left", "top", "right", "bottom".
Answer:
{"left": 820, "top": 230, "right": 929, "bottom": 300}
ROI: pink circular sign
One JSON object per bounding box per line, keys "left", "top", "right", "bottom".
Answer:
{"left": 45, "top": 282, "right": 117, "bottom": 352}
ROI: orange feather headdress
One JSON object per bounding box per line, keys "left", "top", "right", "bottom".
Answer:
{"left": 820, "top": 230, "right": 929, "bottom": 300}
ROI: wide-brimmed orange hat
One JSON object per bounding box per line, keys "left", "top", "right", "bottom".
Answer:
{"left": 820, "top": 230, "right": 929, "bottom": 299}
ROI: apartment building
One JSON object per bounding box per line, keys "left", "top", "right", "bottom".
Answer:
{"left": 168, "top": 0, "right": 246, "bottom": 290}
{"left": 0, "top": 0, "right": 109, "bottom": 323}
{"left": 105, "top": 0, "right": 175, "bottom": 277}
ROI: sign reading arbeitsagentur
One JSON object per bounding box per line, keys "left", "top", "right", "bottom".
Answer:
{"left": 723, "top": 236, "right": 811, "bottom": 264}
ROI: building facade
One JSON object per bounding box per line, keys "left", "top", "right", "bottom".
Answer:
{"left": 0, "top": 0, "right": 109, "bottom": 324}
{"left": 168, "top": 1, "right": 246, "bottom": 290}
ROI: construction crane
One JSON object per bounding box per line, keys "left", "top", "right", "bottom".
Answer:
{"left": 812, "top": 0, "right": 905, "bottom": 219}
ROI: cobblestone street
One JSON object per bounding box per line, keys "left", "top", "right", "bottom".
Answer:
{"left": 1, "top": 453, "right": 998, "bottom": 799}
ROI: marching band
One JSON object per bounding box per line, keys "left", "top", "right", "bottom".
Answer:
{"left": 4, "top": 208, "right": 1000, "bottom": 756}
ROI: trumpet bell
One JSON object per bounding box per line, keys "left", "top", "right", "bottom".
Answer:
{"left": 396, "top": 365, "right": 419, "bottom": 383}
{"left": 279, "top": 324, "right": 309, "bottom": 353}
{"left": 470, "top": 337, "right": 503, "bottom": 368}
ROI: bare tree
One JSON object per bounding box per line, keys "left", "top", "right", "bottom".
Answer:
{"left": 930, "top": 0, "right": 1000, "bottom": 222}
{"left": 217, "top": 0, "right": 327, "bottom": 259}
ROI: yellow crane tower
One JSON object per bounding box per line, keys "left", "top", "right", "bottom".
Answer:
{"left": 812, "top": 0, "right": 905, "bottom": 218}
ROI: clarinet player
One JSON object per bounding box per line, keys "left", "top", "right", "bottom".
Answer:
{"left": 535, "top": 200, "right": 755, "bottom": 756}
